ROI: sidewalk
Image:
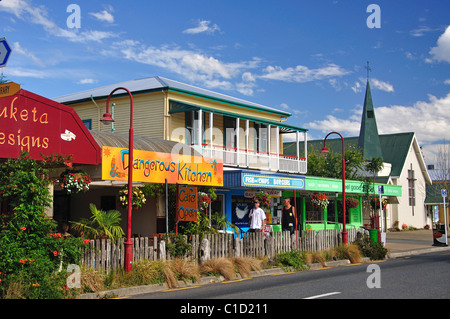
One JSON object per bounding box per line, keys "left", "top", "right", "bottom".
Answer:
{"left": 79, "top": 229, "right": 450, "bottom": 299}
{"left": 386, "top": 229, "right": 450, "bottom": 258}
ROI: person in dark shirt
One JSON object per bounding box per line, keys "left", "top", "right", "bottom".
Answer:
{"left": 282, "top": 198, "right": 296, "bottom": 235}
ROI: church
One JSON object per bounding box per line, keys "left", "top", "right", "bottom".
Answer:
{"left": 285, "top": 78, "right": 432, "bottom": 230}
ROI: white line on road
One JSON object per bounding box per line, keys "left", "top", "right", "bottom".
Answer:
{"left": 303, "top": 292, "right": 341, "bottom": 299}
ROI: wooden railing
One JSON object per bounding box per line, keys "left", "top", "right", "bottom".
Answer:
{"left": 80, "top": 228, "right": 368, "bottom": 272}
{"left": 199, "top": 144, "right": 307, "bottom": 174}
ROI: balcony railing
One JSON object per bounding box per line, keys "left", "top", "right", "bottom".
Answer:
{"left": 198, "top": 144, "right": 307, "bottom": 174}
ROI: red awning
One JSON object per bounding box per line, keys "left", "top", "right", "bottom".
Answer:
{"left": 0, "top": 86, "right": 101, "bottom": 165}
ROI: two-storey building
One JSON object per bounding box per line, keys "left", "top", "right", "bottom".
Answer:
{"left": 54, "top": 76, "right": 309, "bottom": 235}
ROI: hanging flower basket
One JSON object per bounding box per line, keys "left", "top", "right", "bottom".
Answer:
{"left": 252, "top": 191, "right": 271, "bottom": 210}
{"left": 370, "top": 198, "right": 387, "bottom": 210}
{"left": 198, "top": 192, "right": 211, "bottom": 211}
{"left": 346, "top": 197, "right": 360, "bottom": 209}
{"left": 59, "top": 170, "right": 92, "bottom": 195}
{"left": 311, "top": 193, "right": 329, "bottom": 209}
{"left": 119, "top": 186, "right": 146, "bottom": 209}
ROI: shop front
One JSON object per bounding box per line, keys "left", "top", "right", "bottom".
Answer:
{"left": 221, "top": 169, "right": 401, "bottom": 235}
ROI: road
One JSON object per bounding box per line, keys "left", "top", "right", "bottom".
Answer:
{"left": 131, "top": 250, "right": 450, "bottom": 301}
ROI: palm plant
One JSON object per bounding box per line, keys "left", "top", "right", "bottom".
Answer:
{"left": 70, "top": 203, "right": 125, "bottom": 240}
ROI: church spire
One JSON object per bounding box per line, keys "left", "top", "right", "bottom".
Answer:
{"left": 358, "top": 67, "right": 383, "bottom": 161}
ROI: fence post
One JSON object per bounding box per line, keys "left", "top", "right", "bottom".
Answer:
{"left": 200, "top": 238, "right": 210, "bottom": 263}
{"left": 158, "top": 240, "right": 166, "bottom": 261}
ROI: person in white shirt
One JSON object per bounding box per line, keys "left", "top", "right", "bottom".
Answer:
{"left": 249, "top": 199, "right": 266, "bottom": 232}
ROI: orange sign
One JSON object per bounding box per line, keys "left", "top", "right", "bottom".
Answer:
{"left": 176, "top": 186, "right": 198, "bottom": 222}
{"left": 0, "top": 82, "right": 20, "bottom": 97}
{"left": 102, "top": 146, "right": 223, "bottom": 186}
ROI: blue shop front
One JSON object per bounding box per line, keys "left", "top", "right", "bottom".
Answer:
{"left": 218, "top": 170, "right": 305, "bottom": 233}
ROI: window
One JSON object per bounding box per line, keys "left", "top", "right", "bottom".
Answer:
{"left": 185, "top": 111, "right": 205, "bottom": 145}
{"left": 408, "top": 167, "right": 416, "bottom": 207}
{"left": 367, "top": 110, "right": 374, "bottom": 118}
{"left": 254, "top": 123, "right": 268, "bottom": 153}
{"left": 82, "top": 119, "right": 92, "bottom": 130}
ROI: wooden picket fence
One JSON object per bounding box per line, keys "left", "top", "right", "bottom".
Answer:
{"left": 81, "top": 228, "right": 368, "bottom": 272}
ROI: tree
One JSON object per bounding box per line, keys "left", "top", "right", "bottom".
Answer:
{"left": 70, "top": 204, "right": 125, "bottom": 240}
{"left": 307, "top": 144, "right": 365, "bottom": 180}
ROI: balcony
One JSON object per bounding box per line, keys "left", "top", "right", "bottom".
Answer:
{"left": 199, "top": 143, "right": 307, "bottom": 174}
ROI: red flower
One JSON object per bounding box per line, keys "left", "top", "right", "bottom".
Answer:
{"left": 83, "top": 239, "right": 91, "bottom": 244}
{"left": 20, "top": 259, "right": 25, "bottom": 264}
{"left": 20, "top": 227, "right": 26, "bottom": 231}
{"left": 53, "top": 251, "right": 59, "bottom": 256}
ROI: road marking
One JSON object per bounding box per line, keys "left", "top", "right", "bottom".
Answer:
{"left": 163, "top": 286, "right": 201, "bottom": 292}
{"left": 303, "top": 292, "right": 341, "bottom": 299}
{"left": 112, "top": 296, "right": 131, "bottom": 299}
{"left": 271, "top": 272, "right": 295, "bottom": 276}
{"left": 312, "top": 266, "right": 331, "bottom": 271}
{"left": 222, "top": 278, "right": 252, "bottom": 284}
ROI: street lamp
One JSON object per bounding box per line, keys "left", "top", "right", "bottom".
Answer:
{"left": 321, "top": 131, "right": 347, "bottom": 244}
{"left": 101, "top": 87, "right": 134, "bottom": 272}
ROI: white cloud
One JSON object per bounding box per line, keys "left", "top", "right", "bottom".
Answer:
{"left": 259, "top": 64, "right": 350, "bottom": 83}
{"left": 351, "top": 78, "right": 394, "bottom": 93}
{"left": 371, "top": 78, "right": 394, "bottom": 93}
{"left": 13, "top": 42, "right": 45, "bottom": 67}
{"left": 89, "top": 9, "right": 114, "bottom": 23}
{"left": 77, "top": 78, "right": 98, "bottom": 84}
{"left": 307, "top": 93, "right": 450, "bottom": 161}
{"left": 111, "top": 41, "right": 261, "bottom": 91}
{"left": 429, "top": 25, "right": 450, "bottom": 63}
{"left": 183, "top": 20, "right": 221, "bottom": 35}
{"left": 0, "top": 0, "right": 117, "bottom": 43}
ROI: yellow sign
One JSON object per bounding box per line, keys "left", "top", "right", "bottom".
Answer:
{"left": 102, "top": 146, "right": 223, "bottom": 186}
{"left": 0, "top": 82, "right": 20, "bottom": 97}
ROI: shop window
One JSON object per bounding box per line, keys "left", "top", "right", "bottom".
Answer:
{"left": 305, "top": 198, "right": 323, "bottom": 223}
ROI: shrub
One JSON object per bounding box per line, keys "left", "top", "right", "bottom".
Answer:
{"left": 353, "top": 234, "right": 387, "bottom": 260}
{"left": 0, "top": 153, "right": 89, "bottom": 299}
{"left": 275, "top": 251, "right": 309, "bottom": 271}
{"left": 334, "top": 244, "right": 362, "bottom": 263}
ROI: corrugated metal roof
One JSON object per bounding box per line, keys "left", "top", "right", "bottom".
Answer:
{"left": 90, "top": 130, "right": 202, "bottom": 156}
{"left": 53, "top": 76, "right": 291, "bottom": 117}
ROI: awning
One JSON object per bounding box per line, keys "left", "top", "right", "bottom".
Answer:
{"left": 169, "top": 100, "right": 308, "bottom": 134}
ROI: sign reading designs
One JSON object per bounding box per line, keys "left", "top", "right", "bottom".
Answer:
{"left": 0, "top": 84, "right": 100, "bottom": 165}
{"left": 102, "top": 146, "right": 223, "bottom": 186}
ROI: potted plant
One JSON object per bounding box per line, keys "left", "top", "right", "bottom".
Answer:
{"left": 59, "top": 169, "right": 92, "bottom": 195}
{"left": 311, "top": 193, "right": 329, "bottom": 209}
{"left": 346, "top": 197, "right": 360, "bottom": 209}
{"left": 198, "top": 192, "right": 211, "bottom": 211}
{"left": 370, "top": 198, "right": 387, "bottom": 210}
{"left": 252, "top": 191, "right": 271, "bottom": 210}
{"left": 119, "top": 186, "right": 146, "bottom": 209}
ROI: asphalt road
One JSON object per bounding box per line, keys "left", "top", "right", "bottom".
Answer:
{"left": 132, "top": 250, "right": 450, "bottom": 301}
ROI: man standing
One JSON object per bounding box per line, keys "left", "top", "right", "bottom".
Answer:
{"left": 282, "top": 198, "right": 296, "bottom": 235}
{"left": 249, "top": 199, "right": 266, "bottom": 232}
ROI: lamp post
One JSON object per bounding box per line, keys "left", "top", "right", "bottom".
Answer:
{"left": 321, "top": 131, "right": 347, "bottom": 244}
{"left": 101, "top": 87, "right": 134, "bottom": 272}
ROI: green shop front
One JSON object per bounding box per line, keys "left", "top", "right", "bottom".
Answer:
{"left": 222, "top": 170, "right": 401, "bottom": 233}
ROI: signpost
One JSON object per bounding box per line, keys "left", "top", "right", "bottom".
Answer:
{"left": 442, "top": 189, "right": 448, "bottom": 246}
{"left": 0, "top": 38, "right": 12, "bottom": 68}
{"left": 378, "top": 185, "right": 386, "bottom": 245}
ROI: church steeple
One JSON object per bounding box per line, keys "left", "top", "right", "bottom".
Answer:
{"left": 358, "top": 76, "right": 384, "bottom": 161}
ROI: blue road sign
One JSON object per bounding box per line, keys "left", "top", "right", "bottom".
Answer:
{"left": 442, "top": 189, "right": 447, "bottom": 197}
{"left": 0, "top": 38, "right": 12, "bottom": 68}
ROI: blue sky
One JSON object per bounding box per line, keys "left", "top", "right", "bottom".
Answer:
{"left": 1, "top": 0, "right": 449, "bottom": 164}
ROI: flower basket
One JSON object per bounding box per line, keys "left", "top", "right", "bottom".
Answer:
{"left": 252, "top": 191, "right": 271, "bottom": 210}
{"left": 198, "top": 192, "right": 211, "bottom": 211}
{"left": 311, "top": 193, "right": 329, "bottom": 209}
{"left": 370, "top": 198, "right": 387, "bottom": 210}
{"left": 346, "top": 197, "right": 360, "bottom": 209}
{"left": 119, "top": 186, "right": 146, "bottom": 209}
{"left": 59, "top": 170, "right": 92, "bottom": 195}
